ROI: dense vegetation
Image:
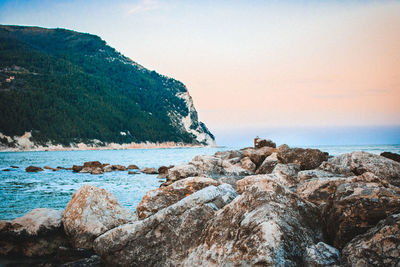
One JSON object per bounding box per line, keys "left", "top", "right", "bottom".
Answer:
{"left": 0, "top": 25, "right": 212, "bottom": 146}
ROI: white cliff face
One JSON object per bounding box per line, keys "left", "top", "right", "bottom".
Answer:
{"left": 173, "top": 91, "right": 216, "bottom": 146}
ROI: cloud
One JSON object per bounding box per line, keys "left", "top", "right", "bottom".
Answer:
{"left": 128, "top": 0, "right": 160, "bottom": 14}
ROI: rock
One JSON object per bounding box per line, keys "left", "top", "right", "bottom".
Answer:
{"left": 167, "top": 164, "right": 199, "bottom": 181}
{"left": 296, "top": 177, "right": 348, "bottom": 208}
{"left": 127, "top": 164, "right": 139, "bottom": 170}
{"left": 304, "top": 242, "right": 341, "bottom": 267}
{"left": 103, "top": 165, "right": 112, "bottom": 172}
{"left": 277, "top": 147, "right": 329, "bottom": 170}
{"left": 318, "top": 161, "right": 354, "bottom": 176}
{"left": 136, "top": 176, "right": 220, "bottom": 219}
{"left": 327, "top": 151, "right": 400, "bottom": 186}
{"left": 25, "top": 166, "right": 43, "bottom": 172}
{"left": 94, "top": 184, "right": 237, "bottom": 266}
{"left": 10, "top": 165, "right": 19, "bottom": 168}
{"left": 255, "top": 152, "right": 279, "bottom": 174}
{"left": 83, "top": 161, "right": 103, "bottom": 169}
{"left": 57, "top": 166, "right": 66, "bottom": 169}
{"left": 342, "top": 213, "right": 400, "bottom": 267}
{"left": 184, "top": 178, "right": 324, "bottom": 266}
{"left": 72, "top": 165, "right": 83, "bottom": 173}
{"left": 128, "top": 171, "right": 138, "bottom": 175}
{"left": 240, "top": 156, "right": 256, "bottom": 172}
{"left": 79, "top": 167, "right": 91, "bottom": 173}
{"left": 254, "top": 137, "right": 276, "bottom": 148}
{"left": 90, "top": 168, "right": 103, "bottom": 175}
{"left": 140, "top": 167, "right": 158, "bottom": 174}
{"left": 2, "top": 169, "right": 11, "bottom": 171}
{"left": 111, "top": 164, "right": 126, "bottom": 171}
{"left": 324, "top": 172, "right": 400, "bottom": 248}
{"left": 270, "top": 163, "right": 301, "bottom": 187}
{"left": 44, "top": 166, "right": 53, "bottom": 170}
{"left": 63, "top": 185, "right": 135, "bottom": 250}
{"left": 157, "top": 165, "right": 172, "bottom": 178}
{"left": 241, "top": 146, "right": 275, "bottom": 167}
{"left": 298, "top": 169, "right": 344, "bottom": 183}
{"left": 0, "top": 208, "right": 69, "bottom": 257}
{"left": 380, "top": 151, "right": 400, "bottom": 163}
{"left": 214, "top": 150, "right": 242, "bottom": 160}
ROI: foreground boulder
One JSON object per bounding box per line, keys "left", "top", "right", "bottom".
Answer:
{"left": 342, "top": 213, "right": 400, "bottom": 266}
{"left": 326, "top": 151, "right": 400, "bottom": 186}
{"left": 63, "top": 185, "right": 135, "bottom": 250}
{"left": 94, "top": 184, "right": 237, "bottom": 266}
{"left": 0, "top": 208, "right": 68, "bottom": 257}
{"left": 137, "top": 176, "right": 220, "bottom": 219}
{"left": 323, "top": 172, "right": 400, "bottom": 248}
{"left": 184, "top": 178, "right": 324, "bottom": 266}
{"left": 25, "top": 166, "right": 43, "bottom": 172}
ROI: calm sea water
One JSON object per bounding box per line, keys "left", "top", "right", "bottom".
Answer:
{"left": 0, "top": 144, "right": 399, "bottom": 220}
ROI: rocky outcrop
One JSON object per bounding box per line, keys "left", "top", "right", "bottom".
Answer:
{"left": 380, "top": 151, "right": 400, "bottom": 163}
{"left": 137, "top": 176, "right": 220, "bottom": 219}
{"left": 184, "top": 178, "right": 323, "bottom": 266}
{"left": 342, "top": 213, "right": 400, "bottom": 266}
{"left": 327, "top": 151, "right": 400, "bottom": 186}
{"left": 63, "top": 185, "right": 135, "bottom": 250}
{"left": 255, "top": 152, "right": 279, "bottom": 174}
{"left": 93, "top": 184, "right": 237, "bottom": 266}
{"left": 323, "top": 172, "right": 400, "bottom": 248}
{"left": 0, "top": 208, "right": 68, "bottom": 257}
{"left": 25, "top": 165, "right": 43, "bottom": 172}
{"left": 277, "top": 146, "right": 329, "bottom": 170}
{"left": 254, "top": 137, "right": 276, "bottom": 148}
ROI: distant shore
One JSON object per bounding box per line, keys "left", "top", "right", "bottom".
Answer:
{"left": 0, "top": 141, "right": 213, "bottom": 152}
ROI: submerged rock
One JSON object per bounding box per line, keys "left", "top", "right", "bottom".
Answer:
{"left": 63, "top": 185, "right": 135, "bottom": 250}
{"left": 136, "top": 176, "right": 220, "bottom": 219}
{"left": 25, "top": 166, "right": 43, "bottom": 172}
{"left": 0, "top": 208, "right": 68, "bottom": 257}
{"left": 184, "top": 178, "right": 324, "bottom": 266}
{"left": 342, "top": 213, "right": 400, "bottom": 267}
{"left": 94, "top": 184, "right": 237, "bottom": 266}
{"left": 72, "top": 165, "right": 83, "bottom": 173}
{"left": 140, "top": 167, "right": 158, "bottom": 174}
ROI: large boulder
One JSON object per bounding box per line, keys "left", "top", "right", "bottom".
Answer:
{"left": 277, "top": 146, "right": 329, "bottom": 170}
{"left": 304, "top": 242, "right": 341, "bottom": 267}
{"left": 167, "top": 164, "right": 199, "bottom": 181}
{"left": 255, "top": 152, "right": 279, "bottom": 174}
{"left": 270, "top": 163, "right": 301, "bottom": 187}
{"left": 240, "top": 157, "right": 256, "bottom": 172}
{"left": 241, "top": 146, "right": 275, "bottom": 167}
{"left": 0, "top": 208, "right": 68, "bottom": 257}
{"left": 380, "top": 151, "right": 400, "bottom": 163}
{"left": 327, "top": 151, "right": 400, "bottom": 186}
{"left": 297, "top": 169, "right": 345, "bottom": 183}
{"left": 342, "top": 213, "right": 400, "bottom": 266}
{"left": 83, "top": 161, "right": 103, "bottom": 169}
{"left": 93, "top": 184, "right": 237, "bottom": 266}
{"left": 136, "top": 176, "right": 220, "bottom": 219}
{"left": 323, "top": 172, "right": 400, "bottom": 248}
{"left": 63, "top": 185, "right": 135, "bottom": 250}
{"left": 184, "top": 177, "right": 324, "bottom": 266}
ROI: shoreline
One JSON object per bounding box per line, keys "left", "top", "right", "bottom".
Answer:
{"left": 0, "top": 142, "right": 218, "bottom": 153}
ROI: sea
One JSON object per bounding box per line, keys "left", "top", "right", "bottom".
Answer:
{"left": 1, "top": 144, "right": 399, "bottom": 220}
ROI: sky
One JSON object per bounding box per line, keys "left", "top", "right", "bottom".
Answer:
{"left": 0, "top": 0, "right": 399, "bottom": 146}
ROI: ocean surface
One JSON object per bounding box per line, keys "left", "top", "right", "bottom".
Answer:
{"left": 1, "top": 144, "right": 399, "bottom": 220}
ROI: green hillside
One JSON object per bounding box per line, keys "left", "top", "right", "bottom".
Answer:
{"left": 0, "top": 25, "right": 214, "bottom": 147}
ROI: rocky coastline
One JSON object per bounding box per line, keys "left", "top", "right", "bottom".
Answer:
{"left": 1, "top": 138, "right": 400, "bottom": 266}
